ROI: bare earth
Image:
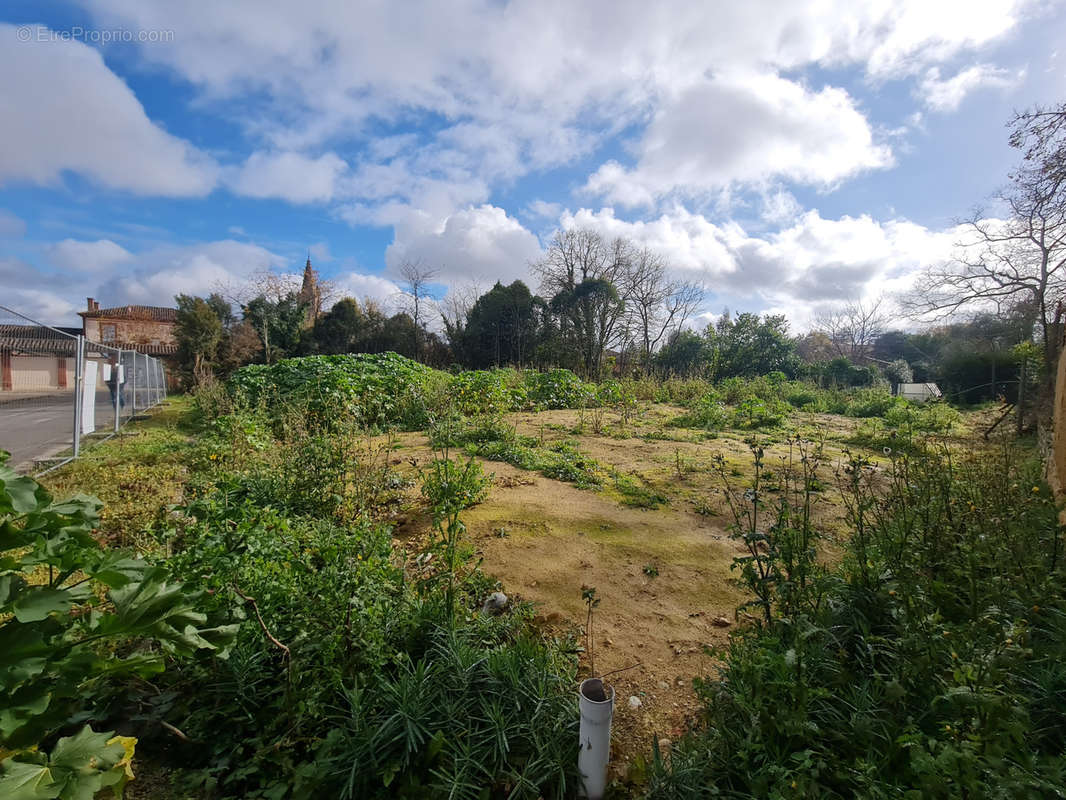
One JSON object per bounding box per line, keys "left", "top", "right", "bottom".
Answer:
{"left": 389, "top": 404, "right": 868, "bottom": 777}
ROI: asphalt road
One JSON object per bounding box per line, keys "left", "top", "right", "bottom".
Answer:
{"left": 0, "top": 391, "right": 119, "bottom": 472}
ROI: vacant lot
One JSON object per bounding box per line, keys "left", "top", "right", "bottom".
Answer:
{"left": 381, "top": 404, "right": 902, "bottom": 770}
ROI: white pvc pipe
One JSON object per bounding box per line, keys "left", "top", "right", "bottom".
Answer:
{"left": 578, "top": 678, "right": 614, "bottom": 799}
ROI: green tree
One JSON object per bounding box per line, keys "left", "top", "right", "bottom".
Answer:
{"left": 458, "top": 281, "right": 538, "bottom": 368}
{"left": 311, "top": 297, "right": 367, "bottom": 354}
{"left": 175, "top": 294, "right": 223, "bottom": 382}
{"left": 654, "top": 329, "right": 710, "bottom": 376}
{"left": 712, "top": 312, "right": 797, "bottom": 378}
{"left": 243, "top": 293, "right": 307, "bottom": 363}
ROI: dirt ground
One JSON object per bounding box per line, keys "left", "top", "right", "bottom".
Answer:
{"left": 387, "top": 403, "right": 877, "bottom": 778}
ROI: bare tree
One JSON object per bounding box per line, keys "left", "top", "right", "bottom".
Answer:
{"left": 815, "top": 297, "right": 887, "bottom": 363}
{"left": 623, "top": 247, "right": 703, "bottom": 372}
{"left": 911, "top": 105, "right": 1066, "bottom": 371}
{"left": 531, "top": 229, "right": 630, "bottom": 375}
{"left": 217, "top": 269, "right": 338, "bottom": 309}
{"left": 439, "top": 282, "right": 481, "bottom": 334}
{"left": 396, "top": 260, "right": 440, "bottom": 332}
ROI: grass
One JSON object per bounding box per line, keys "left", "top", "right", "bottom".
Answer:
{"left": 45, "top": 397, "right": 196, "bottom": 551}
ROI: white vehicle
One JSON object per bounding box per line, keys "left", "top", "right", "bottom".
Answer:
{"left": 895, "top": 382, "right": 943, "bottom": 403}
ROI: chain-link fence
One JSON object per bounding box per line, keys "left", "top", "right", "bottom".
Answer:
{"left": 0, "top": 304, "right": 168, "bottom": 475}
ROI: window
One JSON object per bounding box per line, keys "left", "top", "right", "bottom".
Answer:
{"left": 101, "top": 323, "right": 116, "bottom": 343}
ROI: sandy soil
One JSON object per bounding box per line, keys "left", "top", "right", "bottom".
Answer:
{"left": 386, "top": 404, "right": 873, "bottom": 776}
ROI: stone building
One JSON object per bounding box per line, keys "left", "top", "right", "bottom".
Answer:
{"left": 79, "top": 298, "right": 179, "bottom": 385}
{"left": 79, "top": 298, "right": 178, "bottom": 355}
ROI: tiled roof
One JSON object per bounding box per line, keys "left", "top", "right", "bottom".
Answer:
{"left": 80, "top": 305, "right": 177, "bottom": 322}
{"left": 0, "top": 324, "right": 77, "bottom": 354}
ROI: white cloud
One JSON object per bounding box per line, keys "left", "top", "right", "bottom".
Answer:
{"left": 525, "top": 200, "right": 564, "bottom": 221}
{"left": 74, "top": 1, "right": 1030, "bottom": 215}
{"left": 47, "top": 239, "right": 132, "bottom": 272}
{"left": 385, "top": 204, "right": 544, "bottom": 288}
{"left": 93, "top": 240, "right": 286, "bottom": 307}
{"left": 585, "top": 71, "right": 893, "bottom": 206}
{"left": 918, "top": 63, "right": 1024, "bottom": 111}
{"left": 227, "top": 151, "right": 348, "bottom": 203}
{"left": 559, "top": 206, "right": 961, "bottom": 329}
{"left": 0, "top": 24, "right": 216, "bottom": 196}
{"left": 331, "top": 272, "right": 402, "bottom": 310}
{"left": 0, "top": 209, "right": 26, "bottom": 238}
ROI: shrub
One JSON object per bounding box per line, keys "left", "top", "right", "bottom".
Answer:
{"left": 525, "top": 369, "right": 596, "bottom": 410}
{"left": 678, "top": 393, "right": 730, "bottom": 430}
{"left": 153, "top": 492, "right": 578, "bottom": 799}
{"left": 648, "top": 443, "right": 1066, "bottom": 798}
{"left": 0, "top": 454, "right": 234, "bottom": 800}
{"left": 843, "top": 387, "right": 901, "bottom": 418}
{"left": 421, "top": 458, "right": 491, "bottom": 518}
{"left": 451, "top": 369, "right": 527, "bottom": 415}
{"left": 732, "top": 396, "right": 790, "bottom": 429}
{"left": 229, "top": 352, "right": 441, "bottom": 429}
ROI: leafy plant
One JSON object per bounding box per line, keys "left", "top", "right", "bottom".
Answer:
{"left": 0, "top": 452, "right": 234, "bottom": 800}
{"left": 649, "top": 442, "right": 1066, "bottom": 798}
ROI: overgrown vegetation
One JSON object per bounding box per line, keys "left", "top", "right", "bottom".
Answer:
{"left": 0, "top": 348, "right": 1031, "bottom": 799}
{"left": 646, "top": 441, "right": 1066, "bottom": 798}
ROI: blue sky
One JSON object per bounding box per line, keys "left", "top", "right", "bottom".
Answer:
{"left": 1, "top": 0, "right": 1063, "bottom": 329}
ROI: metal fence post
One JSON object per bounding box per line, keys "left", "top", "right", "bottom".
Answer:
{"left": 113, "top": 348, "right": 121, "bottom": 434}
{"left": 72, "top": 335, "right": 83, "bottom": 458}
{"left": 130, "top": 351, "right": 138, "bottom": 417}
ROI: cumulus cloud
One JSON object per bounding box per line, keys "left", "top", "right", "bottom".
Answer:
{"left": 92, "top": 240, "right": 286, "bottom": 306}
{"left": 384, "top": 204, "right": 544, "bottom": 287}
{"left": 227, "top": 151, "right": 348, "bottom": 203}
{"left": 331, "top": 272, "right": 402, "bottom": 310}
{"left": 74, "top": 1, "right": 1030, "bottom": 215}
{"left": 559, "top": 206, "right": 960, "bottom": 329}
{"left": 585, "top": 72, "right": 893, "bottom": 206}
{"left": 918, "top": 63, "right": 1024, "bottom": 111}
{"left": 0, "top": 24, "right": 216, "bottom": 195}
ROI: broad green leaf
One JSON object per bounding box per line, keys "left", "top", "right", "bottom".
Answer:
{"left": 47, "top": 726, "right": 126, "bottom": 800}
{"left": 88, "top": 553, "right": 148, "bottom": 588}
{"left": 0, "top": 465, "right": 50, "bottom": 515}
{"left": 0, "top": 625, "right": 52, "bottom": 687}
{"left": 0, "top": 690, "right": 52, "bottom": 739}
{"left": 0, "top": 758, "right": 58, "bottom": 800}
{"left": 0, "top": 573, "right": 28, "bottom": 607}
{"left": 13, "top": 587, "right": 88, "bottom": 624}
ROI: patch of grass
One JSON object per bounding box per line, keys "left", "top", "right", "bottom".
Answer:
{"left": 610, "top": 471, "right": 669, "bottom": 509}
{"left": 45, "top": 397, "right": 194, "bottom": 551}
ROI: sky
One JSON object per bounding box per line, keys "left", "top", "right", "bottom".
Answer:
{"left": 0, "top": 0, "right": 1064, "bottom": 332}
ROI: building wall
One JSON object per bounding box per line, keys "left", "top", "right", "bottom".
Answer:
{"left": 84, "top": 317, "right": 176, "bottom": 348}
{"left": 2, "top": 355, "right": 74, "bottom": 391}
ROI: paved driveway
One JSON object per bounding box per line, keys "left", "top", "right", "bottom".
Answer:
{"left": 0, "top": 391, "right": 118, "bottom": 472}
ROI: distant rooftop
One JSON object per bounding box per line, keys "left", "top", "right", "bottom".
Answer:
{"left": 79, "top": 298, "right": 177, "bottom": 323}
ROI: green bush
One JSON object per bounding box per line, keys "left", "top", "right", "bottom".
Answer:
{"left": 451, "top": 368, "right": 527, "bottom": 415}
{"left": 153, "top": 491, "right": 578, "bottom": 799}
{"left": 421, "top": 458, "right": 491, "bottom": 518}
{"left": 229, "top": 352, "right": 442, "bottom": 429}
{"left": 525, "top": 369, "right": 596, "bottom": 410}
{"left": 676, "top": 393, "right": 730, "bottom": 430}
{"left": 843, "top": 387, "right": 901, "bottom": 418}
{"left": 648, "top": 444, "right": 1066, "bottom": 798}
{"left": 0, "top": 454, "right": 234, "bottom": 800}
{"left": 732, "top": 396, "right": 790, "bottom": 429}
